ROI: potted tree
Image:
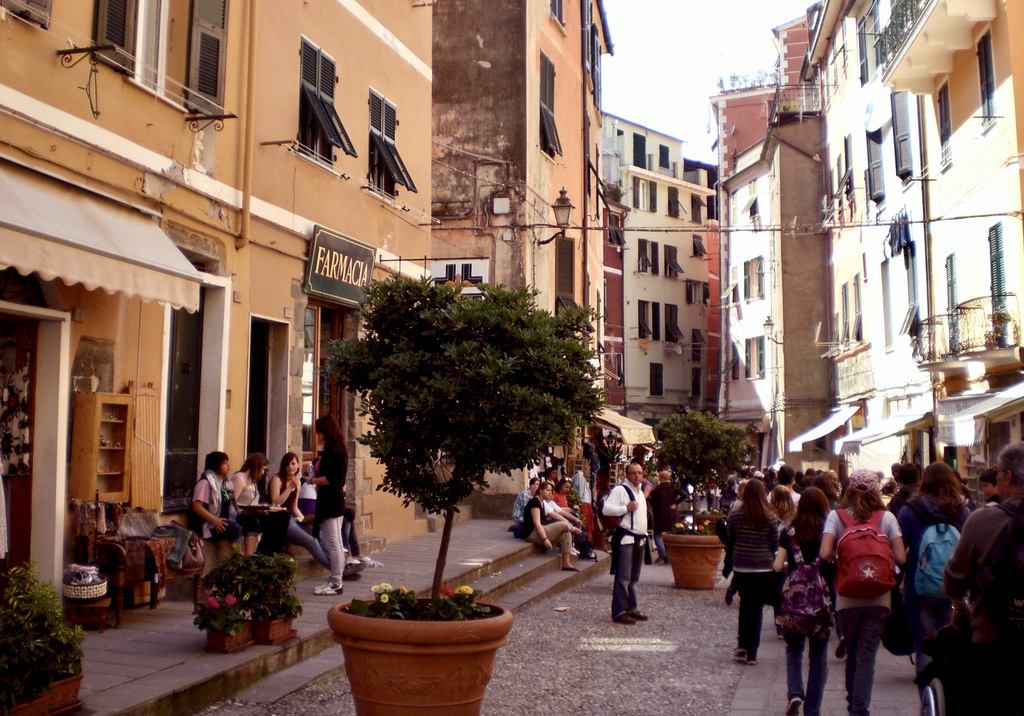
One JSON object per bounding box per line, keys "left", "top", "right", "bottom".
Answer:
{"left": 246, "top": 554, "right": 302, "bottom": 645}
{"left": 656, "top": 411, "right": 755, "bottom": 589}
{"left": 325, "top": 276, "right": 603, "bottom": 715}
{"left": 0, "top": 564, "right": 84, "bottom": 716}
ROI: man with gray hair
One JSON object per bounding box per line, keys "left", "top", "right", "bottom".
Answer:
{"left": 944, "top": 441, "right": 1024, "bottom": 715}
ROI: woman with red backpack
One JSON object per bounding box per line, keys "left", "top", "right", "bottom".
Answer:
{"left": 820, "top": 469, "right": 906, "bottom": 716}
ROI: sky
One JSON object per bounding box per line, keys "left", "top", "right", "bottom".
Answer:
{"left": 600, "top": 0, "right": 815, "bottom": 163}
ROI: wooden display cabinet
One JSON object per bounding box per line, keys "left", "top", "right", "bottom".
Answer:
{"left": 70, "top": 392, "right": 133, "bottom": 502}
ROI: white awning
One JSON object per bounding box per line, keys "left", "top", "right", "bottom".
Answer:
{"left": 938, "top": 382, "right": 1024, "bottom": 447}
{"left": 0, "top": 161, "right": 201, "bottom": 311}
{"left": 787, "top": 405, "right": 859, "bottom": 453}
{"left": 594, "top": 408, "right": 656, "bottom": 445}
{"left": 835, "top": 411, "right": 930, "bottom": 455}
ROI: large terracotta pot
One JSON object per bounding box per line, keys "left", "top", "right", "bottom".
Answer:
{"left": 11, "top": 674, "right": 83, "bottom": 716}
{"left": 328, "top": 601, "right": 514, "bottom": 716}
{"left": 664, "top": 533, "right": 724, "bottom": 589}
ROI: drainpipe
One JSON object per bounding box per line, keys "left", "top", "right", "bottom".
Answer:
{"left": 237, "top": 0, "right": 259, "bottom": 249}
{"left": 917, "top": 94, "right": 938, "bottom": 464}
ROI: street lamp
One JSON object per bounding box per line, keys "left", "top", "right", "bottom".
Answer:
{"left": 763, "top": 316, "right": 784, "bottom": 345}
{"left": 538, "top": 188, "right": 575, "bottom": 245}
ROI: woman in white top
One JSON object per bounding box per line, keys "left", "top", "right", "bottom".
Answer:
{"left": 233, "top": 452, "right": 268, "bottom": 555}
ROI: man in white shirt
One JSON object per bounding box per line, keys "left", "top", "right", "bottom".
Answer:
{"left": 602, "top": 461, "right": 649, "bottom": 624}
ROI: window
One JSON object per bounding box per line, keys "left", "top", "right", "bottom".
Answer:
{"left": 556, "top": 236, "right": 574, "bottom": 300}
{"left": 853, "top": 272, "right": 863, "bottom": 341}
{"left": 745, "top": 337, "right": 765, "bottom": 379}
{"left": 96, "top": 0, "right": 229, "bottom": 113}
{"left": 369, "top": 90, "right": 416, "bottom": 194}
{"left": 857, "top": 2, "right": 878, "bottom": 85}
{"left": 665, "top": 304, "right": 682, "bottom": 342}
{"left": 638, "top": 300, "right": 651, "bottom": 338}
{"left": 651, "top": 301, "right": 661, "bottom": 341}
{"left": 938, "top": 83, "right": 952, "bottom": 166}
{"left": 743, "top": 258, "right": 764, "bottom": 300}
{"left": 691, "top": 329, "right": 704, "bottom": 361}
{"left": 633, "top": 132, "right": 647, "bottom": 168}
{"left": 729, "top": 344, "right": 740, "bottom": 380}
{"left": 900, "top": 240, "right": 920, "bottom": 336}
{"left": 549, "top": 0, "right": 563, "bottom": 24}
{"left": 1, "top": 0, "right": 52, "bottom": 28}
{"left": 659, "top": 144, "right": 670, "bottom": 169}
{"left": 539, "top": 53, "right": 562, "bottom": 156}
{"left": 637, "top": 239, "right": 652, "bottom": 272}
{"left": 648, "top": 181, "right": 658, "bottom": 213}
{"left": 692, "top": 234, "right": 707, "bottom": 257}
{"left": 978, "top": 31, "right": 995, "bottom": 124}
{"left": 650, "top": 362, "right": 664, "bottom": 396}
{"left": 608, "top": 212, "right": 625, "bottom": 246}
{"left": 632, "top": 177, "right": 649, "bottom": 210}
{"left": 685, "top": 280, "right": 710, "bottom": 305}
{"left": 667, "top": 187, "right": 681, "bottom": 218}
{"left": 691, "top": 368, "right": 702, "bottom": 398}
{"left": 299, "top": 38, "right": 357, "bottom": 163}
{"left": 664, "top": 245, "right": 685, "bottom": 277}
{"left": 691, "top": 194, "right": 705, "bottom": 224}
{"left": 589, "top": 22, "right": 601, "bottom": 108}
{"left": 891, "top": 91, "right": 913, "bottom": 179}
{"left": 866, "top": 129, "right": 884, "bottom": 203}
{"left": 841, "top": 282, "right": 850, "bottom": 342}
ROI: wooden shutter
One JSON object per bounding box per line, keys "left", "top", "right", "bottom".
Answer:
{"left": 989, "top": 222, "right": 1005, "bottom": 307}
{"left": 743, "top": 260, "right": 750, "bottom": 299}
{"left": 369, "top": 90, "right": 384, "bottom": 135}
{"left": 892, "top": 91, "right": 913, "bottom": 179}
{"left": 96, "top": 0, "right": 137, "bottom": 73}
{"left": 938, "top": 84, "right": 952, "bottom": 164}
{"left": 651, "top": 302, "right": 661, "bottom": 341}
{"left": 858, "top": 17, "right": 869, "bottom": 84}
{"left": 555, "top": 236, "right": 574, "bottom": 297}
{"left": 633, "top": 133, "right": 646, "bottom": 168}
{"left": 659, "top": 145, "right": 670, "bottom": 168}
{"left": 866, "top": 130, "right": 884, "bottom": 202}
{"left": 978, "top": 33, "right": 995, "bottom": 120}
{"left": 648, "top": 181, "right": 657, "bottom": 213}
{"left": 757, "top": 338, "right": 765, "bottom": 377}
{"left": 3, "top": 0, "right": 52, "bottom": 29}
{"left": 650, "top": 242, "right": 659, "bottom": 276}
{"left": 186, "top": 0, "right": 229, "bottom": 113}
{"left": 945, "top": 254, "right": 957, "bottom": 312}
{"left": 745, "top": 340, "right": 753, "bottom": 379}
{"left": 756, "top": 257, "right": 764, "bottom": 298}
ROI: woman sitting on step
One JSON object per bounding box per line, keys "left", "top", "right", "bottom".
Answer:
{"left": 269, "top": 451, "right": 331, "bottom": 571}
{"left": 523, "top": 481, "right": 581, "bottom": 571}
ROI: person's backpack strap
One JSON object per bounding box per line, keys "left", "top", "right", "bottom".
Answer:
{"left": 836, "top": 508, "right": 853, "bottom": 531}
{"left": 787, "top": 527, "right": 804, "bottom": 566}
{"left": 621, "top": 484, "right": 636, "bottom": 532}
{"left": 868, "top": 509, "right": 886, "bottom": 529}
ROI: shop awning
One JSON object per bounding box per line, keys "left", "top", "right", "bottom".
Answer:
{"left": 0, "top": 161, "right": 201, "bottom": 311}
{"left": 594, "top": 408, "right": 656, "bottom": 445}
{"left": 835, "top": 411, "right": 931, "bottom": 455}
{"left": 787, "top": 405, "right": 859, "bottom": 453}
{"left": 938, "top": 382, "right": 1024, "bottom": 447}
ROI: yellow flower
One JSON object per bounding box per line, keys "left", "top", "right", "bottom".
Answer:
{"left": 456, "top": 585, "right": 474, "bottom": 596}
{"left": 380, "top": 594, "right": 389, "bottom": 604}
{"left": 378, "top": 582, "right": 393, "bottom": 593}
{"left": 399, "top": 586, "right": 408, "bottom": 595}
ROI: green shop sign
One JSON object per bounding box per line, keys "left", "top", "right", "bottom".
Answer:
{"left": 304, "top": 226, "right": 376, "bottom": 306}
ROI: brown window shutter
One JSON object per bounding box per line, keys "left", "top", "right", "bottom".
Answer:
{"left": 96, "top": 0, "right": 137, "bottom": 73}
{"left": 3, "top": 0, "right": 53, "bottom": 29}
{"left": 187, "top": 0, "right": 229, "bottom": 113}
{"left": 891, "top": 91, "right": 913, "bottom": 179}
{"left": 555, "top": 236, "right": 574, "bottom": 297}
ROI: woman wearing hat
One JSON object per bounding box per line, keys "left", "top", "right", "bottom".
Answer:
{"left": 819, "top": 469, "right": 906, "bottom": 716}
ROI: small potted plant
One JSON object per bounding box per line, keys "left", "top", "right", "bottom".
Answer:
{"left": 193, "top": 589, "right": 252, "bottom": 653}
{"left": 0, "top": 563, "right": 84, "bottom": 716}
{"left": 349, "top": 583, "right": 490, "bottom": 621}
{"left": 246, "top": 554, "right": 302, "bottom": 644}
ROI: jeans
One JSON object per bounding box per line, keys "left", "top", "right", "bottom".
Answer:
{"left": 837, "top": 606, "right": 889, "bottom": 716}
{"left": 734, "top": 571, "right": 774, "bottom": 659}
{"left": 341, "top": 510, "right": 360, "bottom": 557}
{"left": 653, "top": 531, "right": 667, "bottom": 560}
{"left": 287, "top": 518, "right": 330, "bottom": 571}
{"left": 206, "top": 518, "right": 242, "bottom": 544}
{"left": 784, "top": 633, "right": 829, "bottom": 715}
{"left": 906, "top": 595, "right": 952, "bottom": 676}
{"left": 611, "top": 539, "right": 644, "bottom": 618}
{"left": 318, "top": 515, "right": 345, "bottom": 587}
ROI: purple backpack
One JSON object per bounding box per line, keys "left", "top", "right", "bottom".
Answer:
{"left": 776, "top": 528, "right": 833, "bottom": 639}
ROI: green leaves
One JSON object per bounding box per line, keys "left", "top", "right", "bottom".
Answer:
{"left": 655, "top": 412, "right": 755, "bottom": 494}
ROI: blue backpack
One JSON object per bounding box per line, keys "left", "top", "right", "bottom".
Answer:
{"left": 913, "top": 511, "right": 960, "bottom": 599}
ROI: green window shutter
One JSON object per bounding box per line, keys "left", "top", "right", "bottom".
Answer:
{"left": 743, "top": 260, "right": 750, "bottom": 299}
{"left": 989, "top": 222, "right": 1005, "bottom": 308}
{"left": 892, "top": 92, "right": 913, "bottom": 179}
{"left": 857, "top": 16, "right": 869, "bottom": 84}
{"left": 756, "top": 257, "right": 764, "bottom": 298}
{"left": 978, "top": 32, "right": 995, "bottom": 121}
{"left": 650, "top": 242, "right": 659, "bottom": 276}
{"left": 187, "top": 0, "right": 229, "bottom": 113}
{"left": 556, "top": 236, "right": 574, "bottom": 297}
{"left": 757, "top": 337, "right": 765, "bottom": 378}
{"left": 648, "top": 181, "right": 657, "bottom": 213}
{"left": 866, "top": 130, "right": 884, "bottom": 202}
{"left": 945, "top": 254, "right": 957, "bottom": 312}
{"left": 938, "top": 84, "right": 952, "bottom": 165}
{"left": 633, "top": 133, "right": 646, "bottom": 168}
{"left": 96, "top": 0, "right": 137, "bottom": 73}
{"left": 659, "top": 145, "right": 670, "bottom": 168}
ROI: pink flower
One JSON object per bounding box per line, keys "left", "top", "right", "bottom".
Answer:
{"left": 224, "top": 594, "right": 237, "bottom": 606}
{"left": 206, "top": 596, "right": 220, "bottom": 609}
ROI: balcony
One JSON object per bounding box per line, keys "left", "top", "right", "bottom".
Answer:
{"left": 770, "top": 84, "right": 821, "bottom": 125}
{"left": 951, "top": 294, "right": 1020, "bottom": 353}
{"left": 913, "top": 314, "right": 953, "bottom": 364}
{"left": 878, "top": 0, "right": 996, "bottom": 94}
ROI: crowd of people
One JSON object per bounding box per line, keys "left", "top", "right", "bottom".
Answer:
{"left": 189, "top": 415, "right": 369, "bottom": 597}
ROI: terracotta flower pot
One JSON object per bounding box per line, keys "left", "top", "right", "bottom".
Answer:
{"left": 253, "top": 617, "right": 297, "bottom": 645}
{"left": 11, "top": 674, "right": 83, "bottom": 716}
{"left": 205, "top": 621, "right": 254, "bottom": 653}
{"left": 328, "top": 601, "right": 514, "bottom": 716}
{"left": 664, "top": 533, "right": 724, "bottom": 589}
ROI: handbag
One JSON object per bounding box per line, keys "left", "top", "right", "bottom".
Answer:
{"left": 154, "top": 522, "right": 206, "bottom": 572}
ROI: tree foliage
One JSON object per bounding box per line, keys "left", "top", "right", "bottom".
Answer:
{"left": 655, "top": 411, "right": 755, "bottom": 493}
{"left": 326, "top": 276, "right": 604, "bottom": 599}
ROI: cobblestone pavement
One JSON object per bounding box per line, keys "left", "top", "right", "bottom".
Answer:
{"left": 198, "top": 562, "right": 743, "bottom": 716}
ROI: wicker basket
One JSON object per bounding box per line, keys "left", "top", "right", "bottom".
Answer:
{"left": 63, "top": 578, "right": 107, "bottom": 601}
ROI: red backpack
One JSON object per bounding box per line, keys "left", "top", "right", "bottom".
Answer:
{"left": 835, "top": 509, "right": 897, "bottom": 599}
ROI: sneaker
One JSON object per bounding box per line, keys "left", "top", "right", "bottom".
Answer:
{"left": 724, "top": 585, "right": 735, "bottom": 606}
{"left": 346, "top": 557, "right": 361, "bottom": 567}
{"left": 732, "top": 647, "right": 747, "bottom": 662}
{"left": 835, "top": 637, "right": 847, "bottom": 659}
{"left": 745, "top": 657, "right": 758, "bottom": 665}
{"left": 313, "top": 583, "right": 343, "bottom": 596}
{"left": 357, "top": 555, "right": 372, "bottom": 564}
{"left": 786, "top": 696, "right": 803, "bottom": 716}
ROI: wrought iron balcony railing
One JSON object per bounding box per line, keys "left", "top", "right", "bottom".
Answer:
{"left": 913, "top": 314, "right": 952, "bottom": 364}
{"left": 950, "top": 294, "right": 1020, "bottom": 353}
{"left": 770, "top": 84, "right": 821, "bottom": 125}
{"left": 877, "top": 0, "right": 928, "bottom": 68}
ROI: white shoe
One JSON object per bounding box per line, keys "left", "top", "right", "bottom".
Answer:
{"left": 346, "top": 557, "right": 361, "bottom": 567}
{"left": 313, "top": 583, "right": 343, "bottom": 596}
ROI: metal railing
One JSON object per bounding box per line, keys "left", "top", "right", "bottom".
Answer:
{"left": 877, "top": 0, "right": 928, "bottom": 68}
{"left": 950, "top": 294, "right": 1020, "bottom": 353}
{"left": 770, "top": 84, "right": 821, "bottom": 124}
{"left": 914, "top": 314, "right": 952, "bottom": 364}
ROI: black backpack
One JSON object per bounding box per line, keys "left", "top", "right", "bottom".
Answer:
{"left": 976, "top": 501, "right": 1024, "bottom": 638}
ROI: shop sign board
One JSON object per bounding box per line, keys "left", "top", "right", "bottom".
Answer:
{"left": 305, "top": 226, "right": 376, "bottom": 307}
